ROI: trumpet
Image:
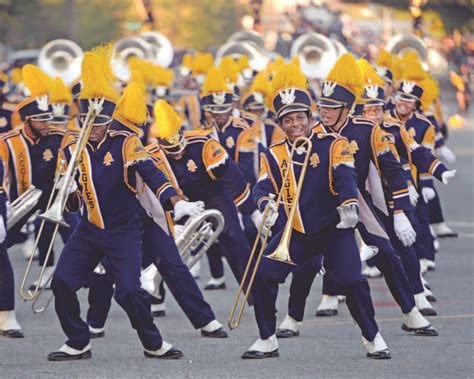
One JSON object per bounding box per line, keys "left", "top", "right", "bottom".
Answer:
{"left": 228, "top": 136, "right": 313, "bottom": 330}
{"left": 6, "top": 186, "right": 43, "bottom": 231}
{"left": 19, "top": 102, "right": 100, "bottom": 302}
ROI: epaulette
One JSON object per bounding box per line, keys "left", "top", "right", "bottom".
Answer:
{"left": 145, "top": 142, "right": 160, "bottom": 154}
{"left": 49, "top": 126, "right": 66, "bottom": 136}
{"left": 382, "top": 114, "right": 403, "bottom": 128}
{"left": 0, "top": 128, "right": 21, "bottom": 140}
{"left": 184, "top": 129, "right": 211, "bottom": 138}
{"left": 241, "top": 110, "right": 258, "bottom": 122}
{"left": 413, "top": 111, "right": 431, "bottom": 124}
{"left": 108, "top": 130, "right": 132, "bottom": 138}
{"left": 267, "top": 137, "right": 287, "bottom": 152}
{"left": 185, "top": 136, "right": 207, "bottom": 145}
{"left": 231, "top": 116, "right": 250, "bottom": 130}
{"left": 352, "top": 116, "right": 375, "bottom": 127}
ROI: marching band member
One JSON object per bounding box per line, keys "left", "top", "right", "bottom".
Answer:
{"left": 388, "top": 59, "right": 457, "bottom": 274}
{"left": 242, "top": 62, "right": 390, "bottom": 360}
{"left": 49, "top": 77, "right": 73, "bottom": 129}
{"left": 149, "top": 99, "right": 257, "bottom": 291}
{"left": 0, "top": 71, "right": 16, "bottom": 133}
{"left": 86, "top": 83, "right": 227, "bottom": 339}
{"left": 0, "top": 157, "right": 23, "bottom": 338}
{"left": 278, "top": 55, "right": 438, "bottom": 338}
{"left": 0, "top": 65, "right": 75, "bottom": 290}
{"left": 47, "top": 52, "right": 198, "bottom": 361}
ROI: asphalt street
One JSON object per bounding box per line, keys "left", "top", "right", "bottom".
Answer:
{"left": 1, "top": 101, "right": 473, "bottom": 378}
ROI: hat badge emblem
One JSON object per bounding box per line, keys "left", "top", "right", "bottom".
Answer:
{"left": 212, "top": 91, "right": 226, "bottom": 105}
{"left": 375, "top": 66, "right": 387, "bottom": 77}
{"left": 402, "top": 81, "right": 415, "bottom": 94}
{"left": 253, "top": 91, "right": 264, "bottom": 104}
{"left": 36, "top": 95, "right": 49, "bottom": 112}
{"left": 280, "top": 88, "right": 296, "bottom": 105}
{"left": 52, "top": 103, "right": 66, "bottom": 116}
{"left": 323, "top": 81, "right": 337, "bottom": 97}
{"left": 365, "top": 85, "right": 379, "bottom": 99}
{"left": 88, "top": 97, "right": 105, "bottom": 114}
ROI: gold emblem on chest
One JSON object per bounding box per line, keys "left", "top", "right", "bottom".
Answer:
{"left": 408, "top": 128, "right": 416, "bottom": 138}
{"left": 186, "top": 159, "right": 197, "bottom": 173}
{"left": 0, "top": 117, "right": 7, "bottom": 128}
{"left": 42, "top": 148, "right": 53, "bottom": 162}
{"left": 310, "top": 152, "right": 320, "bottom": 168}
{"left": 103, "top": 151, "right": 114, "bottom": 166}
{"left": 226, "top": 136, "right": 235, "bottom": 149}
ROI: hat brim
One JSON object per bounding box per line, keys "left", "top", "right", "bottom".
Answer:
{"left": 80, "top": 114, "right": 112, "bottom": 126}
{"left": 207, "top": 105, "right": 233, "bottom": 114}
{"left": 316, "top": 99, "right": 345, "bottom": 108}
{"left": 395, "top": 93, "right": 418, "bottom": 103}
{"left": 29, "top": 113, "right": 53, "bottom": 122}
{"left": 278, "top": 105, "right": 310, "bottom": 119}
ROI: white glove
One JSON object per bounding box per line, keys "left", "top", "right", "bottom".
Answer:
{"left": 55, "top": 174, "right": 78, "bottom": 194}
{"left": 393, "top": 212, "right": 417, "bottom": 247}
{"left": 262, "top": 200, "right": 279, "bottom": 236}
{"left": 407, "top": 184, "right": 419, "bottom": 207}
{"left": 441, "top": 169, "right": 457, "bottom": 185}
{"left": 336, "top": 204, "right": 359, "bottom": 229}
{"left": 250, "top": 210, "right": 264, "bottom": 229}
{"left": 436, "top": 145, "right": 456, "bottom": 164}
{"left": 421, "top": 187, "right": 436, "bottom": 203}
{"left": 173, "top": 200, "right": 205, "bottom": 221}
{"left": 0, "top": 215, "right": 6, "bottom": 244}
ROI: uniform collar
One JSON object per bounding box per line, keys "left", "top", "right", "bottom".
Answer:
{"left": 219, "top": 117, "right": 233, "bottom": 133}
{"left": 21, "top": 125, "right": 40, "bottom": 145}
{"left": 326, "top": 115, "right": 349, "bottom": 135}
{"left": 87, "top": 131, "right": 109, "bottom": 152}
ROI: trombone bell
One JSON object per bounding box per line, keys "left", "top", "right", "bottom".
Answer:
{"left": 38, "top": 200, "right": 70, "bottom": 228}
{"left": 266, "top": 243, "right": 296, "bottom": 265}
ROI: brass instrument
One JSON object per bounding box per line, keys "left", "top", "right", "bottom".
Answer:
{"left": 143, "top": 209, "right": 225, "bottom": 301}
{"left": 228, "top": 136, "right": 313, "bottom": 330}
{"left": 6, "top": 186, "right": 42, "bottom": 231}
{"left": 355, "top": 229, "right": 379, "bottom": 261}
{"left": 290, "top": 32, "right": 338, "bottom": 80}
{"left": 112, "top": 36, "right": 155, "bottom": 82}
{"left": 19, "top": 101, "right": 100, "bottom": 302}
{"left": 138, "top": 31, "right": 174, "bottom": 68}
{"left": 38, "top": 39, "right": 83, "bottom": 85}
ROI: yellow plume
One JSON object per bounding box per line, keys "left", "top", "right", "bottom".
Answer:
{"left": 152, "top": 66, "right": 174, "bottom": 87}
{"left": 115, "top": 82, "right": 148, "bottom": 125}
{"left": 152, "top": 99, "right": 181, "bottom": 139}
{"left": 50, "top": 77, "right": 72, "bottom": 103}
{"left": 79, "top": 52, "right": 118, "bottom": 101}
{"left": 375, "top": 49, "right": 392, "bottom": 69}
{"left": 420, "top": 77, "right": 440, "bottom": 111}
{"left": 390, "top": 55, "right": 404, "bottom": 81}
{"left": 449, "top": 71, "right": 465, "bottom": 92}
{"left": 237, "top": 55, "right": 250, "bottom": 71}
{"left": 22, "top": 64, "right": 53, "bottom": 97}
{"left": 402, "top": 55, "right": 427, "bottom": 82}
{"left": 91, "top": 42, "right": 115, "bottom": 84}
{"left": 356, "top": 59, "right": 385, "bottom": 86}
{"left": 325, "top": 53, "right": 364, "bottom": 97}
{"left": 250, "top": 72, "right": 270, "bottom": 95}
{"left": 219, "top": 56, "right": 239, "bottom": 84}
{"left": 11, "top": 68, "right": 22, "bottom": 85}
{"left": 290, "top": 56, "right": 301, "bottom": 69}
{"left": 271, "top": 63, "right": 307, "bottom": 96}
{"left": 181, "top": 53, "right": 194, "bottom": 68}
{"left": 202, "top": 67, "right": 231, "bottom": 94}
{"left": 193, "top": 52, "right": 214, "bottom": 75}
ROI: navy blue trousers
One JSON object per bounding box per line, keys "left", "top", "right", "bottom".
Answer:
{"left": 51, "top": 221, "right": 163, "bottom": 351}
{"left": 415, "top": 197, "right": 436, "bottom": 261}
{"left": 252, "top": 223, "right": 379, "bottom": 341}
{"left": 0, "top": 242, "right": 13, "bottom": 310}
{"left": 204, "top": 195, "right": 251, "bottom": 283}
{"left": 87, "top": 216, "right": 216, "bottom": 330}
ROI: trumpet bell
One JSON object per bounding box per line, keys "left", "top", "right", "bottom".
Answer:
{"left": 290, "top": 32, "right": 338, "bottom": 80}
{"left": 359, "top": 244, "right": 379, "bottom": 262}
{"left": 138, "top": 31, "right": 174, "bottom": 68}
{"left": 38, "top": 39, "right": 83, "bottom": 85}
{"left": 38, "top": 201, "right": 70, "bottom": 228}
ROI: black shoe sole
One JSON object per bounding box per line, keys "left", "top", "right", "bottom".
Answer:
{"left": 47, "top": 351, "right": 92, "bottom": 361}
{"left": 144, "top": 349, "right": 184, "bottom": 359}
{"left": 316, "top": 309, "right": 338, "bottom": 317}
{"left": 201, "top": 329, "right": 228, "bottom": 338}
{"left": 426, "top": 295, "right": 437, "bottom": 302}
{"left": 366, "top": 350, "right": 391, "bottom": 360}
{"left": 241, "top": 350, "right": 279, "bottom": 359}
{"left": 419, "top": 308, "right": 437, "bottom": 316}
{"left": 437, "top": 234, "right": 458, "bottom": 238}
{"left": 204, "top": 284, "right": 226, "bottom": 290}
{"left": 401, "top": 323, "right": 439, "bottom": 336}
{"left": 90, "top": 331, "right": 105, "bottom": 339}
{"left": 2, "top": 330, "right": 24, "bottom": 338}
{"left": 151, "top": 311, "right": 166, "bottom": 317}
{"left": 276, "top": 329, "right": 299, "bottom": 338}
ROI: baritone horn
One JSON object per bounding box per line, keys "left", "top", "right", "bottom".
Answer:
{"left": 6, "top": 186, "right": 42, "bottom": 230}
{"left": 228, "top": 136, "right": 313, "bottom": 330}
{"left": 19, "top": 101, "right": 100, "bottom": 301}
{"left": 38, "top": 39, "right": 83, "bottom": 85}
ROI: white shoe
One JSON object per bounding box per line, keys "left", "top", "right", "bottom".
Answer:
{"left": 419, "top": 259, "right": 428, "bottom": 275}
{"left": 189, "top": 260, "right": 201, "bottom": 279}
{"left": 276, "top": 315, "right": 301, "bottom": 337}
{"left": 0, "top": 310, "right": 22, "bottom": 331}
{"left": 30, "top": 266, "right": 55, "bottom": 289}
{"left": 415, "top": 293, "right": 437, "bottom": 316}
{"left": 201, "top": 319, "right": 223, "bottom": 333}
{"left": 21, "top": 234, "right": 37, "bottom": 260}
{"left": 402, "top": 307, "right": 430, "bottom": 329}
{"left": 151, "top": 303, "right": 166, "bottom": 317}
{"left": 362, "top": 332, "right": 391, "bottom": 359}
{"left": 337, "top": 295, "right": 346, "bottom": 303}
{"left": 144, "top": 341, "right": 184, "bottom": 359}
{"left": 316, "top": 295, "right": 339, "bottom": 316}
{"left": 431, "top": 222, "right": 458, "bottom": 238}
{"left": 58, "top": 343, "right": 91, "bottom": 355}
{"left": 362, "top": 266, "right": 382, "bottom": 278}
{"left": 204, "top": 276, "right": 226, "bottom": 290}
{"left": 425, "top": 260, "right": 436, "bottom": 271}
{"left": 243, "top": 334, "right": 279, "bottom": 355}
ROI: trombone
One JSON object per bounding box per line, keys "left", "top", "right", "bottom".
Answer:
{"left": 19, "top": 103, "right": 100, "bottom": 302}
{"left": 228, "top": 136, "right": 313, "bottom": 330}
